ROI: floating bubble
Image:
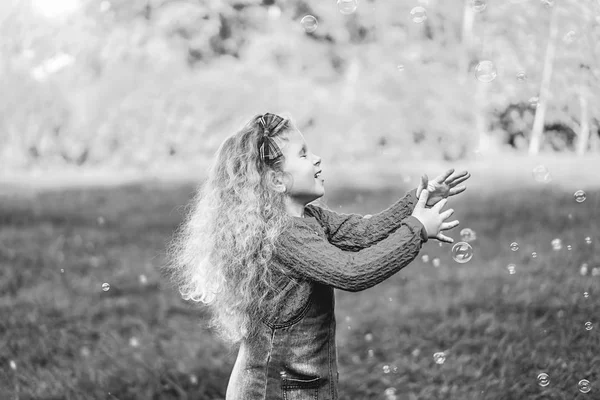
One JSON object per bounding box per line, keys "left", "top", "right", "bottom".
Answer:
{"left": 351, "top": 354, "right": 361, "bottom": 364}
{"left": 396, "top": 64, "right": 405, "bottom": 71}
{"left": 412, "top": 348, "right": 421, "bottom": 357}
{"left": 551, "top": 238, "right": 562, "bottom": 251}
{"left": 9, "top": 360, "right": 17, "bottom": 370}
{"left": 189, "top": 374, "right": 198, "bottom": 385}
{"left": 578, "top": 379, "right": 591, "bottom": 393}
{"left": 516, "top": 71, "right": 527, "bottom": 81}
{"left": 60, "top": 268, "right": 65, "bottom": 273}
{"left": 583, "top": 292, "right": 589, "bottom": 298}
{"left": 532, "top": 252, "right": 537, "bottom": 258}
{"left": 338, "top": 0, "right": 358, "bottom": 15}
{"left": 510, "top": 242, "right": 519, "bottom": 251}
{"left": 563, "top": 30, "right": 576, "bottom": 44}
{"left": 529, "top": 96, "right": 539, "bottom": 108}
{"left": 129, "top": 337, "right": 139, "bottom": 347}
{"left": 574, "top": 190, "right": 586, "bottom": 203}
{"left": 471, "top": 0, "right": 487, "bottom": 12}
{"left": 139, "top": 274, "right": 147, "bottom": 285}
{"left": 410, "top": 6, "right": 427, "bottom": 23}
{"left": 97, "top": 216, "right": 106, "bottom": 226}
{"left": 384, "top": 387, "right": 397, "bottom": 400}
{"left": 540, "top": 0, "right": 554, "bottom": 6}
{"left": 432, "top": 257, "right": 441, "bottom": 268}
{"left": 585, "top": 322, "right": 593, "bottom": 331}
{"left": 433, "top": 352, "right": 446, "bottom": 364}
{"left": 537, "top": 373, "right": 550, "bottom": 387}
{"left": 422, "top": 254, "right": 430, "bottom": 263}
{"left": 452, "top": 242, "right": 473, "bottom": 263}
{"left": 460, "top": 228, "right": 476, "bottom": 242}
{"left": 367, "top": 349, "right": 375, "bottom": 358}
{"left": 557, "top": 310, "right": 565, "bottom": 318}
{"left": 383, "top": 365, "right": 391, "bottom": 374}
{"left": 80, "top": 346, "right": 91, "bottom": 357}
{"left": 585, "top": 236, "right": 592, "bottom": 244}
{"left": 301, "top": 15, "right": 318, "bottom": 33}
{"left": 474, "top": 60, "right": 497, "bottom": 82}
{"left": 365, "top": 333, "right": 373, "bottom": 342}
{"left": 567, "top": 245, "right": 572, "bottom": 251}
{"left": 532, "top": 165, "right": 551, "bottom": 183}
{"left": 507, "top": 264, "right": 516, "bottom": 275}
{"left": 102, "top": 282, "right": 110, "bottom": 292}
{"left": 580, "top": 263, "right": 589, "bottom": 276}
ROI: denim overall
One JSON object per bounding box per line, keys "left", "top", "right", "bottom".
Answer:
{"left": 226, "top": 219, "right": 339, "bottom": 400}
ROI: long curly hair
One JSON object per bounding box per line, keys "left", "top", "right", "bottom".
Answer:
{"left": 162, "top": 112, "right": 313, "bottom": 347}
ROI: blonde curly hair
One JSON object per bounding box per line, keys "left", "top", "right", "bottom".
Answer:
{"left": 162, "top": 112, "right": 312, "bottom": 347}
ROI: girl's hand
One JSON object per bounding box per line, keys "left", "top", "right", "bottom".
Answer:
{"left": 416, "top": 168, "right": 471, "bottom": 208}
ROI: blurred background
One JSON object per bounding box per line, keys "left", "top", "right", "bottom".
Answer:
{"left": 1, "top": 0, "right": 599, "bottom": 399}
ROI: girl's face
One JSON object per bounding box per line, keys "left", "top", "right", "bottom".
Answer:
{"left": 279, "top": 129, "right": 324, "bottom": 213}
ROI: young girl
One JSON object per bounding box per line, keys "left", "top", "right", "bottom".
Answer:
{"left": 163, "top": 112, "right": 470, "bottom": 400}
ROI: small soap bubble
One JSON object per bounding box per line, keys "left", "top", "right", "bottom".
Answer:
{"left": 563, "top": 30, "right": 576, "bottom": 44}
{"left": 384, "top": 387, "right": 397, "bottom": 400}
{"left": 345, "top": 316, "right": 351, "bottom": 322}
{"left": 584, "top": 322, "right": 593, "bottom": 331}
{"left": 383, "top": 365, "right": 391, "bottom": 374}
{"left": 396, "top": 64, "right": 405, "bottom": 71}
{"left": 337, "top": 0, "right": 358, "bottom": 15}
{"left": 139, "top": 274, "right": 147, "bottom": 285}
{"left": 537, "top": 373, "right": 550, "bottom": 387}
{"left": 567, "top": 245, "right": 572, "bottom": 251}
{"left": 433, "top": 352, "right": 446, "bottom": 364}
{"left": 460, "top": 228, "right": 476, "bottom": 242}
{"left": 452, "top": 242, "right": 473, "bottom": 263}
{"left": 102, "top": 282, "right": 110, "bottom": 292}
{"left": 532, "top": 165, "right": 551, "bottom": 183}
{"left": 410, "top": 6, "right": 427, "bottom": 23}
{"left": 391, "top": 365, "right": 398, "bottom": 373}
{"left": 129, "top": 337, "right": 139, "bottom": 347}
{"left": 532, "top": 252, "right": 537, "bottom": 258}
{"left": 301, "top": 15, "right": 318, "bottom": 33}
{"left": 352, "top": 354, "right": 361, "bottom": 364}
{"left": 60, "top": 268, "right": 65, "bottom": 273}
{"left": 189, "top": 374, "right": 198, "bottom": 385}
{"left": 471, "top": 0, "right": 487, "bottom": 12}
{"left": 557, "top": 310, "right": 565, "bottom": 318}
{"left": 422, "top": 254, "right": 430, "bottom": 263}
{"left": 510, "top": 242, "right": 519, "bottom": 251}
{"left": 551, "top": 238, "right": 562, "bottom": 251}
{"left": 365, "top": 333, "right": 373, "bottom": 342}
{"left": 80, "top": 346, "right": 91, "bottom": 357}
{"left": 540, "top": 0, "right": 554, "bottom": 6}
{"left": 583, "top": 292, "right": 589, "bottom": 298}
{"left": 578, "top": 379, "right": 591, "bottom": 393}
{"left": 367, "top": 349, "right": 375, "bottom": 358}
{"left": 412, "top": 348, "right": 421, "bottom": 357}
{"left": 97, "top": 216, "right": 106, "bottom": 226}
{"left": 574, "top": 190, "right": 586, "bottom": 203}
{"left": 585, "top": 236, "right": 592, "bottom": 244}
{"left": 9, "top": 360, "right": 17, "bottom": 370}
{"left": 432, "top": 257, "right": 441, "bottom": 268}
{"left": 529, "top": 96, "right": 539, "bottom": 108}
{"left": 516, "top": 71, "right": 527, "bottom": 81}
{"left": 580, "top": 263, "right": 589, "bottom": 276}
{"left": 507, "top": 264, "right": 516, "bottom": 275}
{"left": 474, "top": 60, "right": 497, "bottom": 82}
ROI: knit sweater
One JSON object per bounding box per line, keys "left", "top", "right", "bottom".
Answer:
{"left": 273, "top": 188, "right": 427, "bottom": 292}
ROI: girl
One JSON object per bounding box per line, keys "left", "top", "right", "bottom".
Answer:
{"left": 163, "top": 112, "right": 470, "bottom": 400}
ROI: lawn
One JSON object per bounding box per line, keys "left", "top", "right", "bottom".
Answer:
{"left": 1, "top": 156, "right": 599, "bottom": 399}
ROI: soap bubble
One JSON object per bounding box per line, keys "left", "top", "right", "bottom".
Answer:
{"left": 537, "top": 373, "right": 550, "bottom": 387}
{"left": 337, "top": 0, "right": 358, "bottom": 15}
{"left": 551, "top": 238, "right": 562, "bottom": 250}
{"left": 475, "top": 60, "right": 497, "bottom": 82}
{"left": 584, "top": 236, "right": 592, "bottom": 244}
{"left": 471, "top": 0, "right": 487, "bottom": 12}
{"left": 516, "top": 71, "right": 527, "bottom": 81}
{"left": 452, "top": 242, "right": 473, "bottom": 263}
{"left": 578, "top": 379, "right": 591, "bottom": 393}
{"left": 301, "top": 15, "right": 318, "bottom": 33}
{"left": 102, "top": 282, "right": 110, "bottom": 292}
{"left": 507, "top": 264, "right": 516, "bottom": 274}
{"left": 529, "top": 96, "right": 539, "bottom": 108}
{"left": 584, "top": 322, "right": 593, "bottom": 331}
{"left": 460, "top": 228, "right": 476, "bottom": 242}
{"left": 573, "top": 190, "right": 586, "bottom": 203}
{"left": 580, "top": 263, "right": 588, "bottom": 276}
{"left": 433, "top": 352, "right": 446, "bottom": 364}
{"left": 432, "top": 257, "right": 441, "bottom": 268}
{"left": 396, "top": 64, "right": 405, "bottom": 71}
{"left": 532, "top": 252, "right": 537, "bottom": 258}
{"left": 532, "top": 165, "right": 551, "bottom": 183}
{"left": 410, "top": 6, "right": 427, "bottom": 23}
{"left": 422, "top": 254, "right": 430, "bottom": 263}
{"left": 510, "top": 242, "right": 519, "bottom": 251}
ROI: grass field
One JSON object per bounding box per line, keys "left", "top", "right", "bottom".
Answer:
{"left": 1, "top": 156, "right": 599, "bottom": 399}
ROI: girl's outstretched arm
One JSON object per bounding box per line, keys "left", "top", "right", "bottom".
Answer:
{"left": 306, "top": 188, "right": 418, "bottom": 251}
{"left": 274, "top": 214, "right": 427, "bottom": 292}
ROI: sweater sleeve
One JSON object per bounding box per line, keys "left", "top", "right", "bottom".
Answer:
{"left": 273, "top": 215, "right": 426, "bottom": 292}
{"left": 305, "top": 188, "right": 421, "bottom": 251}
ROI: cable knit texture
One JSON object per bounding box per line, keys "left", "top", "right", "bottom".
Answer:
{"left": 273, "top": 188, "right": 427, "bottom": 292}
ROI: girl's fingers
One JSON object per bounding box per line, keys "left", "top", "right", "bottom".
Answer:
{"left": 436, "top": 233, "right": 454, "bottom": 243}
{"left": 440, "top": 220, "right": 459, "bottom": 230}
